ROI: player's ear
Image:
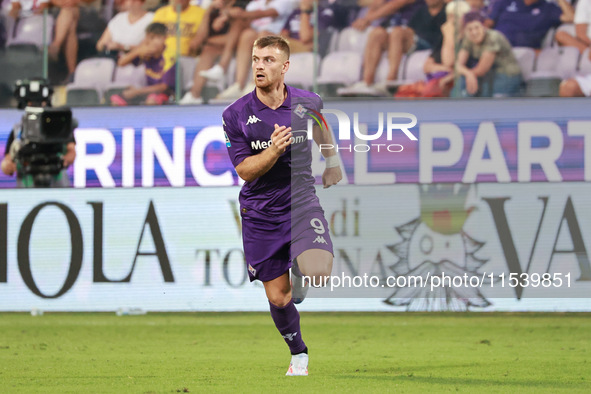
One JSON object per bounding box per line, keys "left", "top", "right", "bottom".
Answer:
{"left": 282, "top": 59, "right": 290, "bottom": 75}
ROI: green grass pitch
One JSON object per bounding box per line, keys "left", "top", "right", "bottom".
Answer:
{"left": 0, "top": 312, "right": 589, "bottom": 393}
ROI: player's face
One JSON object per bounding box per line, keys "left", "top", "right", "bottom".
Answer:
{"left": 251, "top": 45, "right": 289, "bottom": 89}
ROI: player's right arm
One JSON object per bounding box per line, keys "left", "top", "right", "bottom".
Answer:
{"left": 235, "top": 124, "right": 292, "bottom": 182}
{"left": 224, "top": 109, "right": 293, "bottom": 182}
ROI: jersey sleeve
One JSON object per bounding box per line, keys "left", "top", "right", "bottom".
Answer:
{"left": 223, "top": 108, "right": 251, "bottom": 168}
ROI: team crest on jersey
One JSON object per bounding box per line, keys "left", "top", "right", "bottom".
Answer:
{"left": 294, "top": 104, "right": 307, "bottom": 119}
{"left": 248, "top": 264, "right": 256, "bottom": 276}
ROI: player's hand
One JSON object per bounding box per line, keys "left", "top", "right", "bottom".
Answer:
{"left": 270, "top": 124, "right": 292, "bottom": 155}
{"left": 322, "top": 166, "right": 342, "bottom": 188}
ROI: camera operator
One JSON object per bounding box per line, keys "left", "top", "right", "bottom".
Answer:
{"left": 1, "top": 78, "right": 76, "bottom": 188}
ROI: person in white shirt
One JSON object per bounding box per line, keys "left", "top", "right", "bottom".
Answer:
{"left": 201, "top": 0, "right": 297, "bottom": 100}
{"left": 8, "top": 0, "right": 49, "bottom": 19}
{"left": 96, "top": 0, "right": 154, "bottom": 53}
{"left": 555, "top": 0, "right": 591, "bottom": 53}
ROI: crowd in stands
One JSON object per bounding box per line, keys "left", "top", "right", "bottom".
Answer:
{"left": 1, "top": 0, "right": 591, "bottom": 106}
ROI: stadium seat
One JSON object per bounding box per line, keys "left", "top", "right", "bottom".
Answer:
{"left": 103, "top": 64, "right": 147, "bottom": 103}
{"left": 578, "top": 48, "right": 591, "bottom": 75}
{"left": 66, "top": 57, "right": 116, "bottom": 103}
{"left": 512, "top": 47, "right": 536, "bottom": 81}
{"left": 284, "top": 52, "right": 320, "bottom": 90}
{"left": 555, "top": 47, "right": 581, "bottom": 79}
{"left": 0, "top": 45, "right": 43, "bottom": 87}
{"left": 317, "top": 51, "right": 362, "bottom": 85}
{"left": 336, "top": 27, "right": 373, "bottom": 52}
{"left": 404, "top": 50, "right": 431, "bottom": 83}
{"left": 6, "top": 14, "right": 54, "bottom": 49}
{"left": 66, "top": 87, "right": 101, "bottom": 106}
{"left": 179, "top": 56, "right": 198, "bottom": 91}
{"left": 71, "top": 57, "right": 116, "bottom": 87}
{"left": 541, "top": 27, "right": 557, "bottom": 49}
{"left": 526, "top": 47, "right": 567, "bottom": 97}
{"left": 111, "top": 64, "right": 147, "bottom": 88}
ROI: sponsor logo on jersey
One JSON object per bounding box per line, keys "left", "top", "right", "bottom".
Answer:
{"left": 313, "top": 236, "right": 328, "bottom": 244}
{"left": 282, "top": 332, "right": 298, "bottom": 341}
{"left": 246, "top": 115, "right": 262, "bottom": 125}
{"left": 224, "top": 131, "right": 231, "bottom": 147}
{"left": 250, "top": 132, "right": 308, "bottom": 150}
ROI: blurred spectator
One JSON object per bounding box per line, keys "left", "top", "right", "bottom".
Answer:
{"left": 179, "top": 0, "right": 246, "bottom": 104}
{"left": 457, "top": 11, "right": 522, "bottom": 97}
{"left": 341, "top": 0, "right": 445, "bottom": 96}
{"left": 559, "top": 71, "right": 591, "bottom": 97}
{"left": 9, "top": 0, "right": 50, "bottom": 19}
{"left": 208, "top": 0, "right": 297, "bottom": 100}
{"left": 110, "top": 22, "right": 176, "bottom": 105}
{"left": 486, "top": 0, "right": 574, "bottom": 49}
{"left": 560, "top": 28, "right": 591, "bottom": 97}
{"left": 466, "top": 0, "right": 485, "bottom": 12}
{"left": 351, "top": 0, "right": 419, "bottom": 32}
{"left": 96, "top": 0, "right": 154, "bottom": 55}
{"left": 555, "top": 0, "right": 591, "bottom": 52}
{"left": 281, "top": 0, "right": 336, "bottom": 54}
{"left": 422, "top": 0, "right": 471, "bottom": 96}
{"left": 152, "top": 0, "right": 206, "bottom": 60}
{"left": 49, "top": 0, "right": 96, "bottom": 83}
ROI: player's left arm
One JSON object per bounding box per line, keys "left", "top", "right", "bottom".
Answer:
{"left": 312, "top": 123, "right": 342, "bottom": 188}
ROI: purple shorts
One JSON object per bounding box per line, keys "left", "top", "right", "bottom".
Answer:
{"left": 241, "top": 207, "right": 333, "bottom": 282}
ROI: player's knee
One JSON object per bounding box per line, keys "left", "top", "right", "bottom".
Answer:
{"left": 268, "top": 292, "right": 291, "bottom": 308}
{"left": 303, "top": 259, "right": 333, "bottom": 286}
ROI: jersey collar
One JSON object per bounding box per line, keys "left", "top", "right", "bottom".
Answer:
{"left": 252, "top": 84, "right": 291, "bottom": 111}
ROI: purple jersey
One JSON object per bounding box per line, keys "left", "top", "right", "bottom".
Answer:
{"left": 223, "top": 85, "right": 322, "bottom": 222}
{"left": 487, "top": 0, "right": 562, "bottom": 49}
{"left": 133, "top": 53, "right": 176, "bottom": 91}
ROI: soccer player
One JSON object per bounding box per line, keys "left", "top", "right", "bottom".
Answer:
{"left": 222, "top": 35, "right": 342, "bottom": 376}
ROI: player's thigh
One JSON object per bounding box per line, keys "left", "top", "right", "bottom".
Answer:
{"left": 295, "top": 248, "right": 333, "bottom": 281}
{"left": 263, "top": 272, "right": 291, "bottom": 307}
{"left": 291, "top": 208, "right": 334, "bottom": 278}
